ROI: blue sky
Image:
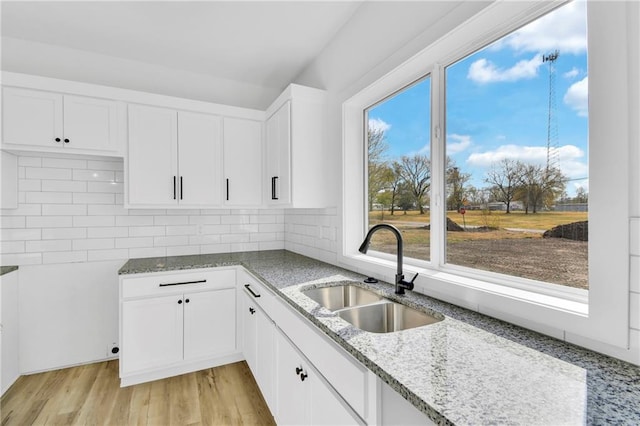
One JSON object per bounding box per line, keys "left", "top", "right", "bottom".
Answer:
{"left": 368, "top": 0, "right": 588, "bottom": 197}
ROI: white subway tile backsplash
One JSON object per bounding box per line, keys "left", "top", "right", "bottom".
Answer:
{"left": 25, "top": 167, "right": 72, "bottom": 180}
{"left": 87, "top": 204, "right": 127, "bottom": 216}
{"left": 0, "top": 216, "right": 26, "bottom": 228}
{"left": 42, "top": 228, "right": 87, "bottom": 240}
{"left": 42, "top": 157, "right": 87, "bottom": 169}
{"left": 154, "top": 236, "right": 189, "bottom": 247}
{"left": 73, "top": 238, "right": 115, "bottom": 250}
{"left": 87, "top": 248, "right": 129, "bottom": 262}
{"left": 2, "top": 153, "right": 284, "bottom": 267}
{"left": 41, "top": 180, "right": 87, "bottom": 192}
{"left": 129, "top": 226, "right": 166, "bottom": 237}
{"left": 43, "top": 251, "right": 87, "bottom": 264}
{"left": 88, "top": 181, "right": 123, "bottom": 193}
{"left": 631, "top": 218, "right": 640, "bottom": 256}
{"left": 129, "top": 247, "right": 166, "bottom": 258}
{"left": 73, "top": 216, "right": 115, "bottom": 227}
{"left": 115, "top": 237, "right": 154, "bottom": 249}
{"left": 26, "top": 216, "right": 73, "bottom": 228}
{"left": 154, "top": 215, "right": 189, "bottom": 226}
{"left": 1, "top": 241, "right": 25, "bottom": 253}
{"left": 19, "top": 179, "right": 41, "bottom": 192}
{"left": 631, "top": 292, "right": 640, "bottom": 331}
{"left": 26, "top": 240, "right": 72, "bottom": 252}
{"left": 87, "top": 159, "right": 123, "bottom": 171}
{"left": 25, "top": 192, "right": 73, "bottom": 204}
{"left": 42, "top": 204, "right": 87, "bottom": 216}
{"left": 73, "top": 170, "right": 115, "bottom": 182}
{"left": 87, "top": 227, "right": 128, "bottom": 238}
{"left": 73, "top": 193, "right": 115, "bottom": 205}
{"left": 116, "top": 216, "right": 154, "bottom": 227}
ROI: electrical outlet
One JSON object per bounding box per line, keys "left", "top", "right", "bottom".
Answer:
{"left": 107, "top": 342, "right": 120, "bottom": 357}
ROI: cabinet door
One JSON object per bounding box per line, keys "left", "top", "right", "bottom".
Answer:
{"left": 177, "top": 111, "right": 222, "bottom": 206}
{"left": 255, "top": 307, "right": 276, "bottom": 410}
{"left": 309, "top": 370, "right": 362, "bottom": 425}
{"left": 2, "top": 87, "right": 63, "bottom": 148}
{"left": 223, "top": 117, "right": 262, "bottom": 206}
{"left": 63, "top": 95, "right": 118, "bottom": 152}
{"left": 121, "top": 295, "right": 183, "bottom": 374}
{"left": 183, "top": 288, "right": 236, "bottom": 361}
{"left": 265, "top": 101, "right": 291, "bottom": 205}
{"left": 128, "top": 105, "right": 178, "bottom": 206}
{"left": 276, "top": 331, "right": 307, "bottom": 425}
{"left": 242, "top": 292, "right": 258, "bottom": 373}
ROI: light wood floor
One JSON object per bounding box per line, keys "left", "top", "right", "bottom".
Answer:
{"left": 1, "top": 360, "right": 275, "bottom": 426}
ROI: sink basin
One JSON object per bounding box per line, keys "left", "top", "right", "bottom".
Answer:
{"left": 302, "top": 285, "right": 383, "bottom": 310}
{"left": 336, "top": 301, "right": 442, "bottom": 333}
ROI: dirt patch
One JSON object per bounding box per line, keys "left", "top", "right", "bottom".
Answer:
{"left": 543, "top": 221, "right": 588, "bottom": 241}
{"left": 376, "top": 238, "right": 588, "bottom": 290}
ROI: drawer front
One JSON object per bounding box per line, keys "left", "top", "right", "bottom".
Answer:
{"left": 121, "top": 269, "right": 236, "bottom": 299}
{"left": 239, "top": 270, "right": 276, "bottom": 316}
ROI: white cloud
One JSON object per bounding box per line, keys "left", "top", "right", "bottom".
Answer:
{"left": 447, "top": 134, "right": 472, "bottom": 154}
{"left": 563, "top": 67, "right": 580, "bottom": 79}
{"left": 492, "top": 0, "right": 587, "bottom": 55}
{"left": 467, "top": 55, "right": 542, "bottom": 84}
{"left": 563, "top": 77, "right": 588, "bottom": 117}
{"left": 572, "top": 179, "right": 589, "bottom": 193}
{"left": 466, "top": 143, "right": 586, "bottom": 179}
{"left": 368, "top": 117, "right": 391, "bottom": 133}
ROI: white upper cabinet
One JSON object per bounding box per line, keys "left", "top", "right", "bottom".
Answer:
{"left": 128, "top": 104, "right": 179, "bottom": 206}
{"left": 2, "top": 87, "right": 121, "bottom": 155}
{"left": 223, "top": 117, "right": 263, "bottom": 206}
{"left": 127, "top": 105, "right": 222, "bottom": 207}
{"left": 264, "top": 84, "right": 328, "bottom": 208}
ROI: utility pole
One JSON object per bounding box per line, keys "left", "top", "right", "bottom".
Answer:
{"left": 543, "top": 50, "right": 560, "bottom": 173}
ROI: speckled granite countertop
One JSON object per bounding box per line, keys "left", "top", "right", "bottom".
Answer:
{"left": 119, "top": 250, "right": 640, "bottom": 425}
{"left": 0, "top": 265, "right": 18, "bottom": 276}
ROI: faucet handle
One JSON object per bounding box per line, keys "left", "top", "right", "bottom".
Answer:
{"left": 409, "top": 272, "right": 419, "bottom": 284}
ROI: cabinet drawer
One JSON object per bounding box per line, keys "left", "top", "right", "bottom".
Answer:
{"left": 121, "top": 269, "right": 236, "bottom": 299}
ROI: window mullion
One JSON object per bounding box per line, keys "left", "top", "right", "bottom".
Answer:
{"left": 430, "top": 64, "right": 446, "bottom": 268}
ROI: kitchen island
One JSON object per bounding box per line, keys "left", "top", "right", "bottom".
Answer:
{"left": 119, "top": 250, "right": 640, "bottom": 425}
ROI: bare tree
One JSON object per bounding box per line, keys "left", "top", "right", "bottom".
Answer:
{"left": 446, "top": 159, "right": 471, "bottom": 211}
{"left": 398, "top": 154, "right": 431, "bottom": 214}
{"left": 517, "top": 164, "right": 566, "bottom": 213}
{"left": 367, "top": 126, "right": 389, "bottom": 211}
{"left": 484, "top": 159, "right": 524, "bottom": 214}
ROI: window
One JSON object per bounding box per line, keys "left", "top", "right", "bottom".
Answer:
{"left": 444, "top": 1, "right": 589, "bottom": 290}
{"left": 344, "top": 0, "right": 630, "bottom": 349}
{"left": 365, "top": 77, "right": 431, "bottom": 262}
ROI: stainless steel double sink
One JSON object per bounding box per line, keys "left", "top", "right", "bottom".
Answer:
{"left": 302, "top": 285, "right": 442, "bottom": 333}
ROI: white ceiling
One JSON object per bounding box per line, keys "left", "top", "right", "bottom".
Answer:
{"left": 1, "top": 1, "right": 363, "bottom": 91}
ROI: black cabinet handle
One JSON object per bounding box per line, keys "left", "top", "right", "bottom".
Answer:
{"left": 300, "top": 372, "right": 308, "bottom": 381}
{"left": 271, "top": 176, "right": 279, "bottom": 200}
{"left": 295, "top": 366, "right": 303, "bottom": 375}
{"left": 249, "top": 307, "right": 255, "bottom": 315}
{"left": 173, "top": 176, "right": 177, "bottom": 200}
{"left": 64, "top": 138, "right": 69, "bottom": 143}
{"left": 180, "top": 176, "right": 183, "bottom": 200}
{"left": 226, "top": 179, "right": 229, "bottom": 201}
{"left": 178, "top": 299, "right": 183, "bottom": 304}
{"left": 55, "top": 138, "right": 61, "bottom": 142}
{"left": 159, "top": 279, "right": 206, "bottom": 287}
{"left": 185, "top": 298, "right": 190, "bottom": 303}
{"left": 244, "top": 284, "right": 261, "bottom": 298}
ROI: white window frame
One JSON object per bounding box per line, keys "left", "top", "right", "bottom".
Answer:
{"left": 341, "top": 0, "right": 631, "bottom": 350}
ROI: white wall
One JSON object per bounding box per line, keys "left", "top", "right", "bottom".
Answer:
{"left": 1, "top": 37, "right": 281, "bottom": 111}
{"left": 289, "top": 1, "right": 640, "bottom": 365}
{"left": 0, "top": 153, "right": 284, "bottom": 372}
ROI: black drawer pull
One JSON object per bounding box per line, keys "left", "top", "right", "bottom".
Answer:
{"left": 244, "top": 284, "right": 261, "bottom": 298}
{"left": 159, "top": 279, "right": 207, "bottom": 287}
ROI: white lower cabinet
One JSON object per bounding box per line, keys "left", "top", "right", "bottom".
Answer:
{"left": 276, "top": 330, "right": 363, "bottom": 425}
{"left": 119, "top": 269, "right": 240, "bottom": 386}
